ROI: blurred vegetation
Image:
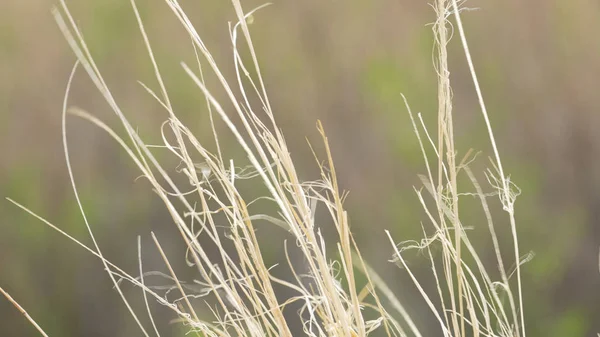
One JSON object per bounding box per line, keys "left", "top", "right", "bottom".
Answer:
{"left": 1, "top": 0, "right": 600, "bottom": 336}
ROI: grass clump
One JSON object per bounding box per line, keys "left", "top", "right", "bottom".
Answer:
{"left": 2, "top": 0, "right": 527, "bottom": 336}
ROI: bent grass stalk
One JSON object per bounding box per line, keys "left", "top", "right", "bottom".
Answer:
{"left": 4, "top": 0, "right": 525, "bottom": 336}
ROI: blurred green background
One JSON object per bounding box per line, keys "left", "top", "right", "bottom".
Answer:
{"left": 2, "top": 0, "right": 600, "bottom": 336}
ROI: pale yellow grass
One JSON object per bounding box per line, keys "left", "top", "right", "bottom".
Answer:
{"left": 3, "top": 1, "right": 526, "bottom": 336}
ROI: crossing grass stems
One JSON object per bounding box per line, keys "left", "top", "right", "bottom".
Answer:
{"left": 2, "top": 1, "right": 527, "bottom": 336}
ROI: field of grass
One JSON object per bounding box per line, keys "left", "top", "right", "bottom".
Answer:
{"left": 1, "top": 0, "right": 599, "bottom": 336}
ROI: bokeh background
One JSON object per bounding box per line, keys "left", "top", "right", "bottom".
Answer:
{"left": 2, "top": 0, "right": 600, "bottom": 336}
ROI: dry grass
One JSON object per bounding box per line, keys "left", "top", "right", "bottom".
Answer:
{"left": 3, "top": 0, "right": 526, "bottom": 336}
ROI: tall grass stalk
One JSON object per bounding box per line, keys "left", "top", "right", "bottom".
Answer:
{"left": 4, "top": 0, "right": 526, "bottom": 336}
